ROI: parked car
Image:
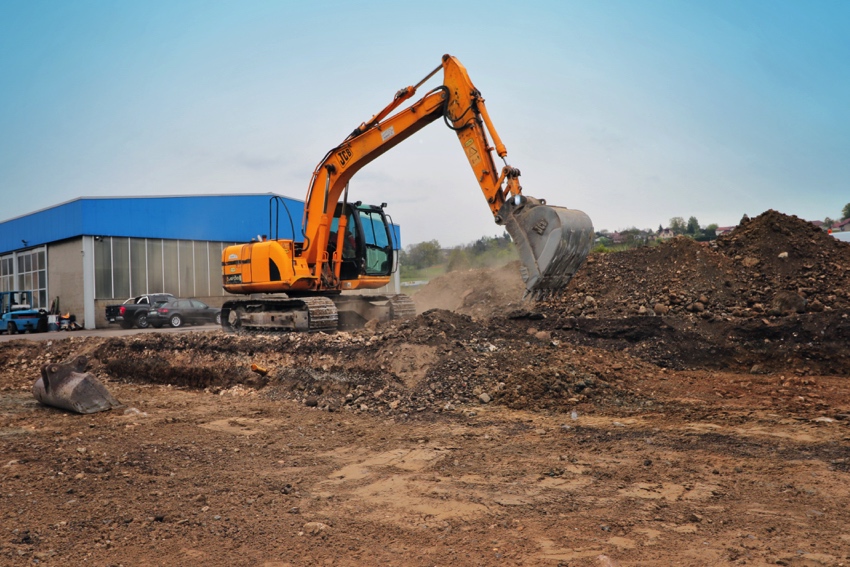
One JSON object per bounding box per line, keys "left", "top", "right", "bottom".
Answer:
{"left": 106, "top": 294, "right": 174, "bottom": 329}
{"left": 147, "top": 298, "right": 222, "bottom": 328}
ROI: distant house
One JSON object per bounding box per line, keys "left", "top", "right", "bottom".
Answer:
{"left": 656, "top": 228, "right": 675, "bottom": 240}
{"left": 715, "top": 226, "right": 736, "bottom": 236}
{"left": 810, "top": 220, "right": 825, "bottom": 229}
{"left": 832, "top": 218, "right": 850, "bottom": 232}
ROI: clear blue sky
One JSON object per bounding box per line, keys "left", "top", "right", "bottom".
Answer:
{"left": 1, "top": 0, "right": 848, "bottom": 245}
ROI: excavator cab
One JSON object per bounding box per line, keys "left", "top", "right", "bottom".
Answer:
{"left": 327, "top": 202, "right": 396, "bottom": 281}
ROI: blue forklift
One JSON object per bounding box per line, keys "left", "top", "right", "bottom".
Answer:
{"left": 0, "top": 291, "right": 48, "bottom": 334}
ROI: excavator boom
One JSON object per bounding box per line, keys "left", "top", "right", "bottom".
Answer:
{"left": 298, "top": 54, "right": 593, "bottom": 298}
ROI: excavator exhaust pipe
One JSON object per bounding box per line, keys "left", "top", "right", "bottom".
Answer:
{"left": 32, "top": 355, "right": 122, "bottom": 414}
{"left": 500, "top": 196, "right": 594, "bottom": 300}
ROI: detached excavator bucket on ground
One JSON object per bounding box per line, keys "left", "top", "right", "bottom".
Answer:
{"left": 32, "top": 355, "right": 122, "bottom": 414}
{"left": 500, "top": 196, "right": 594, "bottom": 300}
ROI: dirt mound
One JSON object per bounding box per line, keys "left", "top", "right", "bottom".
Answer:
{"left": 715, "top": 209, "right": 850, "bottom": 314}
{"left": 79, "top": 312, "right": 642, "bottom": 416}
{"left": 413, "top": 210, "right": 850, "bottom": 325}
{"left": 552, "top": 236, "right": 737, "bottom": 319}
{"left": 542, "top": 209, "right": 850, "bottom": 320}
{"left": 3, "top": 211, "right": 846, "bottom": 419}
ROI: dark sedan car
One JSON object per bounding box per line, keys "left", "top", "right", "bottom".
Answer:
{"left": 148, "top": 298, "right": 222, "bottom": 328}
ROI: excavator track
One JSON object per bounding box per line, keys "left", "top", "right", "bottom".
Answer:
{"left": 300, "top": 297, "right": 339, "bottom": 331}
{"left": 220, "top": 293, "right": 417, "bottom": 334}
{"left": 221, "top": 296, "right": 338, "bottom": 334}
{"left": 388, "top": 294, "right": 416, "bottom": 321}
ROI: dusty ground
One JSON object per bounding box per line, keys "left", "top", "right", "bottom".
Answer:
{"left": 2, "top": 210, "right": 850, "bottom": 566}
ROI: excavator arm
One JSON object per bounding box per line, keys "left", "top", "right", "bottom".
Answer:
{"left": 301, "top": 54, "right": 593, "bottom": 298}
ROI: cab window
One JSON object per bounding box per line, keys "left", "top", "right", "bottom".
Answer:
{"left": 358, "top": 209, "right": 391, "bottom": 275}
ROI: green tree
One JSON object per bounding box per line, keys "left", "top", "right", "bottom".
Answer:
{"left": 704, "top": 223, "right": 718, "bottom": 239}
{"left": 824, "top": 217, "right": 835, "bottom": 228}
{"left": 842, "top": 202, "right": 850, "bottom": 220}
{"left": 669, "top": 217, "right": 686, "bottom": 235}
{"left": 686, "top": 216, "right": 700, "bottom": 235}
{"left": 402, "top": 240, "right": 442, "bottom": 269}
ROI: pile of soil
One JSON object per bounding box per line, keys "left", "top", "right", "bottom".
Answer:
{"left": 552, "top": 209, "right": 850, "bottom": 320}
{"left": 399, "top": 210, "right": 850, "bottom": 379}
{"left": 412, "top": 210, "right": 850, "bottom": 324}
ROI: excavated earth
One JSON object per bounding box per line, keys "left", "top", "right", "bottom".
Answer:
{"left": 2, "top": 210, "right": 850, "bottom": 566}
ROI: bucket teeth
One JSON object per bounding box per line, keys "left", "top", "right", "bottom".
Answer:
{"left": 501, "top": 196, "right": 593, "bottom": 299}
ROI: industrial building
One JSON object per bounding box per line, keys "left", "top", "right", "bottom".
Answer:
{"left": 0, "top": 194, "right": 401, "bottom": 329}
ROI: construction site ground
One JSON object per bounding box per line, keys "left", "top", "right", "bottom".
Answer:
{"left": 1, "top": 210, "right": 849, "bottom": 566}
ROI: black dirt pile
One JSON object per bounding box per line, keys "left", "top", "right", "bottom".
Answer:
{"left": 258, "top": 310, "right": 657, "bottom": 416}
{"left": 551, "top": 236, "right": 738, "bottom": 320}
{"left": 714, "top": 209, "right": 850, "bottom": 315}
{"left": 531, "top": 310, "right": 850, "bottom": 375}
{"left": 546, "top": 209, "right": 850, "bottom": 320}
{"left": 377, "top": 310, "right": 655, "bottom": 413}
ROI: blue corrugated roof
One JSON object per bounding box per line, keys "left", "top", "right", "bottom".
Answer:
{"left": 0, "top": 194, "right": 401, "bottom": 254}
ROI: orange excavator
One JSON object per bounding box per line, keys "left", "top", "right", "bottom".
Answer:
{"left": 220, "top": 54, "right": 593, "bottom": 333}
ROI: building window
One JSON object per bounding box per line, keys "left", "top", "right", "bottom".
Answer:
{"left": 162, "top": 240, "right": 179, "bottom": 296}
{"left": 209, "top": 243, "right": 223, "bottom": 294}
{"left": 93, "top": 237, "right": 234, "bottom": 299}
{"left": 112, "top": 237, "right": 130, "bottom": 299}
{"left": 195, "top": 242, "right": 210, "bottom": 297}
{"left": 94, "top": 238, "right": 113, "bottom": 299}
{"left": 1, "top": 248, "right": 48, "bottom": 309}
{"left": 178, "top": 240, "right": 194, "bottom": 296}
{"left": 130, "top": 239, "right": 147, "bottom": 296}
{"left": 147, "top": 239, "right": 163, "bottom": 293}
{"left": 0, "top": 256, "right": 13, "bottom": 293}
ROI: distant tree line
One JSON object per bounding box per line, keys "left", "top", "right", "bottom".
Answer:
{"left": 399, "top": 232, "right": 516, "bottom": 277}
{"left": 667, "top": 216, "right": 719, "bottom": 241}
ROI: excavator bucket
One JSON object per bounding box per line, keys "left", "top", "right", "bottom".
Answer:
{"left": 32, "top": 355, "right": 122, "bottom": 414}
{"left": 501, "top": 196, "right": 594, "bottom": 300}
